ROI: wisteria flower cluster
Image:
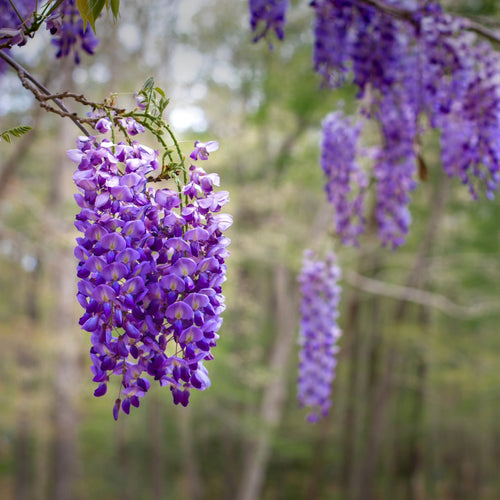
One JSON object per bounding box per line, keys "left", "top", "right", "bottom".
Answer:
{"left": 48, "top": 0, "right": 99, "bottom": 64}
{"left": 0, "top": 0, "right": 98, "bottom": 68}
{"left": 321, "top": 111, "right": 367, "bottom": 246}
{"left": 297, "top": 250, "right": 342, "bottom": 423}
{"left": 249, "top": 0, "right": 289, "bottom": 42}
{"left": 0, "top": 0, "right": 35, "bottom": 70}
{"left": 70, "top": 123, "right": 231, "bottom": 419}
{"left": 309, "top": 0, "right": 500, "bottom": 247}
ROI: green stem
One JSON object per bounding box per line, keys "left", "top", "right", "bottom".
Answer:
{"left": 8, "top": 0, "right": 30, "bottom": 30}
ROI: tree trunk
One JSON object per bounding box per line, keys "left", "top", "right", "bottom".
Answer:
{"left": 51, "top": 65, "right": 82, "bottom": 500}
{"left": 236, "top": 264, "right": 297, "bottom": 500}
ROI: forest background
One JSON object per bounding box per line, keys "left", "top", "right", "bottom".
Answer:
{"left": 0, "top": 0, "right": 499, "bottom": 499}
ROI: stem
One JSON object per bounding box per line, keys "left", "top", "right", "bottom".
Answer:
{"left": 8, "top": 0, "right": 30, "bottom": 30}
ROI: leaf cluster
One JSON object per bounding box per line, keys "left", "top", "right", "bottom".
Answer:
{"left": 0, "top": 125, "right": 32, "bottom": 143}
{"left": 76, "top": 0, "right": 120, "bottom": 31}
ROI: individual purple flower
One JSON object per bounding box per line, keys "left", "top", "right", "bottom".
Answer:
{"left": 135, "top": 93, "right": 147, "bottom": 110}
{"left": 95, "top": 117, "right": 112, "bottom": 134}
{"left": 297, "top": 250, "right": 342, "bottom": 423}
{"left": 71, "top": 129, "right": 231, "bottom": 419}
{"left": 119, "top": 117, "right": 146, "bottom": 136}
{"left": 190, "top": 140, "right": 219, "bottom": 161}
{"left": 249, "top": 0, "right": 289, "bottom": 42}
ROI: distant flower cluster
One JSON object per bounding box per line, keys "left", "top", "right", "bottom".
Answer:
{"left": 47, "top": 0, "right": 99, "bottom": 64}
{"left": 249, "top": 0, "right": 289, "bottom": 42}
{"left": 311, "top": 0, "right": 500, "bottom": 247}
{"left": 321, "top": 111, "right": 367, "bottom": 246}
{"left": 70, "top": 122, "right": 231, "bottom": 419}
{"left": 297, "top": 250, "right": 342, "bottom": 423}
{"left": 0, "top": 0, "right": 35, "bottom": 71}
{"left": 0, "top": 0, "right": 98, "bottom": 66}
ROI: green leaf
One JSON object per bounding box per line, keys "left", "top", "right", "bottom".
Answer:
{"left": 76, "top": 0, "right": 93, "bottom": 30}
{"left": 0, "top": 126, "right": 32, "bottom": 143}
{"left": 92, "top": 0, "right": 106, "bottom": 24}
{"left": 76, "top": 0, "right": 106, "bottom": 31}
{"left": 142, "top": 77, "right": 155, "bottom": 93}
{"left": 155, "top": 87, "right": 165, "bottom": 98}
{"left": 110, "top": 0, "right": 120, "bottom": 19}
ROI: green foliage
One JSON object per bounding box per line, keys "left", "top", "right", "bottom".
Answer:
{"left": 76, "top": 0, "right": 120, "bottom": 31}
{"left": 137, "top": 77, "right": 170, "bottom": 123}
{"left": 0, "top": 125, "right": 32, "bottom": 143}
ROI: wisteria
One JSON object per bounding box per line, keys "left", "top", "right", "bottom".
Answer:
{"left": 48, "top": 0, "right": 99, "bottom": 64}
{"left": 71, "top": 123, "right": 231, "bottom": 419}
{"left": 0, "top": 0, "right": 98, "bottom": 68}
{"left": 308, "top": 0, "right": 500, "bottom": 247}
{"left": 321, "top": 111, "right": 367, "bottom": 246}
{"left": 249, "top": 0, "right": 289, "bottom": 42}
{"left": 297, "top": 250, "right": 342, "bottom": 423}
{"left": 0, "top": 0, "right": 35, "bottom": 71}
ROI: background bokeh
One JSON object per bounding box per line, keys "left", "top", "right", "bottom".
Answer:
{"left": 0, "top": 1, "right": 499, "bottom": 499}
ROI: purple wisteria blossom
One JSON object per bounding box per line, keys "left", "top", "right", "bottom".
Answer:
{"left": 249, "top": 0, "right": 289, "bottom": 42}
{"left": 71, "top": 130, "right": 231, "bottom": 419}
{"left": 312, "top": 0, "right": 500, "bottom": 247}
{"left": 321, "top": 111, "right": 367, "bottom": 246}
{"left": 190, "top": 140, "right": 219, "bottom": 161}
{"left": 0, "top": 0, "right": 36, "bottom": 72}
{"left": 297, "top": 250, "right": 342, "bottom": 423}
{"left": 49, "top": 0, "right": 99, "bottom": 64}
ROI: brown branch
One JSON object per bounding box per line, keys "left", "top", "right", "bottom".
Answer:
{"left": 0, "top": 50, "right": 91, "bottom": 136}
{"left": 344, "top": 270, "right": 498, "bottom": 319}
{"left": 357, "top": 0, "right": 500, "bottom": 45}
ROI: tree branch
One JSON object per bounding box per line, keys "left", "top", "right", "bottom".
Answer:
{"left": 344, "top": 270, "right": 498, "bottom": 319}
{"left": 0, "top": 50, "right": 91, "bottom": 136}
{"left": 357, "top": 0, "right": 500, "bottom": 45}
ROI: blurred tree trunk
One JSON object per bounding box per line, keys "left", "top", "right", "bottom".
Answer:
{"left": 339, "top": 286, "right": 363, "bottom": 498}
{"left": 397, "top": 176, "right": 448, "bottom": 500}
{"left": 179, "top": 405, "right": 203, "bottom": 500}
{"left": 356, "top": 174, "right": 448, "bottom": 500}
{"left": 14, "top": 262, "right": 43, "bottom": 500}
{"left": 236, "top": 264, "right": 297, "bottom": 500}
{"left": 149, "top": 396, "right": 167, "bottom": 500}
{"left": 50, "top": 65, "right": 82, "bottom": 500}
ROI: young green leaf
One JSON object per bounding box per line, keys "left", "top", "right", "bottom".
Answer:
{"left": 110, "top": 0, "right": 120, "bottom": 19}
{"left": 76, "top": 0, "right": 106, "bottom": 31}
{"left": 0, "top": 126, "right": 32, "bottom": 143}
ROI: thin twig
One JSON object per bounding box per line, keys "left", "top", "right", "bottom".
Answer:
{"left": 357, "top": 0, "right": 500, "bottom": 45}
{"left": 344, "top": 270, "right": 498, "bottom": 319}
{"left": 0, "top": 50, "right": 90, "bottom": 136}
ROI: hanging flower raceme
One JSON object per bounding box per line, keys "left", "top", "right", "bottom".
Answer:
{"left": 321, "top": 111, "right": 367, "bottom": 246}
{"left": 48, "top": 0, "right": 99, "bottom": 64}
{"left": 70, "top": 121, "right": 231, "bottom": 419}
{"left": 249, "top": 0, "right": 289, "bottom": 42}
{"left": 313, "top": 0, "right": 500, "bottom": 250}
{"left": 297, "top": 250, "right": 342, "bottom": 423}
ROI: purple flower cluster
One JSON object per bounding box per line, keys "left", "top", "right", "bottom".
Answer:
{"left": 312, "top": 0, "right": 500, "bottom": 247}
{"left": 48, "top": 0, "right": 99, "bottom": 64}
{"left": 372, "top": 88, "right": 418, "bottom": 248}
{"left": 321, "top": 111, "right": 367, "bottom": 246}
{"left": 249, "top": 0, "right": 289, "bottom": 42}
{"left": 0, "top": 0, "right": 35, "bottom": 70}
{"left": 420, "top": 15, "right": 500, "bottom": 200}
{"left": 297, "top": 250, "right": 342, "bottom": 423}
{"left": 70, "top": 128, "right": 231, "bottom": 419}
